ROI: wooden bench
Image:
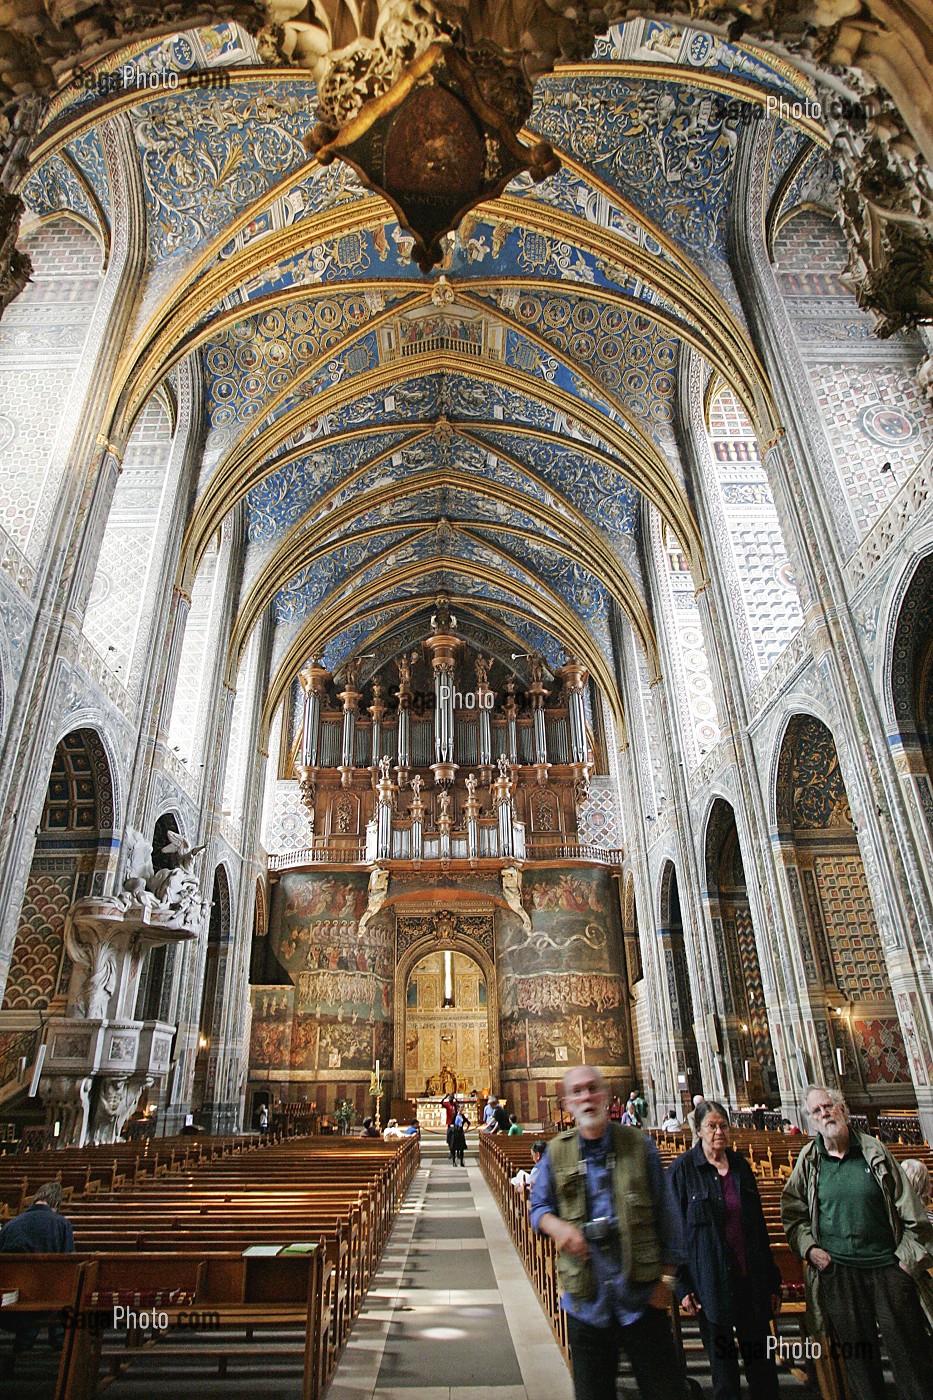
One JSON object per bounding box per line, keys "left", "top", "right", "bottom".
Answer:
{"left": 0, "top": 1135, "right": 418, "bottom": 1398}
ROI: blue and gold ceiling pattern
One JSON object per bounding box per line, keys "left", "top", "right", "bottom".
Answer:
{"left": 20, "top": 15, "right": 822, "bottom": 711}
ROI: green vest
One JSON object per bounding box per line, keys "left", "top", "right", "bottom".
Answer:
{"left": 548, "top": 1124, "right": 663, "bottom": 1302}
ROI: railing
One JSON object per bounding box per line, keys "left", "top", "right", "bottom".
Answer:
{"left": 268, "top": 846, "right": 366, "bottom": 871}
{"left": 269, "top": 836, "right": 624, "bottom": 870}
{"left": 0, "top": 1024, "right": 41, "bottom": 1092}
{"left": 525, "top": 842, "right": 624, "bottom": 865}
{"left": 732, "top": 1109, "right": 785, "bottom": 1132}
{"left": 877, "top": 1112, "right": 924, "bottom": 1145}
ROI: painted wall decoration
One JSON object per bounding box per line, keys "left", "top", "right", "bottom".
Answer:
{"left": 249, "top": 985, "right": 293, "bottom": 1073}
{"left": 852, "top": 1018, "right": 912, "bottom": 1085}
{"left": 774, "top": 210, "right": 931, "bottom": 543}
{"left": 777, "top": 714, "right": 852, "bottom": 831}
{"left": 497, "top": 867, "right": 630, "bottom": 1077}
{"left": 253, "top": 872, "right": 393, "bottom": 1090}
{"left": 1, "top": 869, "right": 74, "bottom": 1011}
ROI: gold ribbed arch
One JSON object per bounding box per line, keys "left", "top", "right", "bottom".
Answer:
{"left": 226, "top": 469, "right": 656, "bottom": 683}
{"left": 179, "top": 352, "right": 706, "bottom": 591}
{"left": 260, "top": 558, "right": 625, "bottom": 748}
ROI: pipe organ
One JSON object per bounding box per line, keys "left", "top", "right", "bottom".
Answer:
{"left": 292, "top": 597, "right": 602, "bottom": 865}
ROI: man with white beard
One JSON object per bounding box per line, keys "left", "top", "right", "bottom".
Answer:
{"left": 530, "top": 1065, "right": 688, "bottom": 1400}
{"left": 782, "top": 1084, "right": 933, "bottom": 1400}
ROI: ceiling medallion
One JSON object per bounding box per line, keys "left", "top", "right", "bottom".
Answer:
{"left": 305, "top": 35, "right": 559, "bottom": 272}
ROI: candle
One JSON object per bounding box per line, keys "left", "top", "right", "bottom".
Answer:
{"left": 375, "top": 1059, "right": 380, "bottom": 1082}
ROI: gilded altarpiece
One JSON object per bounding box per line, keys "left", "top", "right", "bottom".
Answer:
{"left": 394, "top": 909, "right": 500, "bottom": 1100}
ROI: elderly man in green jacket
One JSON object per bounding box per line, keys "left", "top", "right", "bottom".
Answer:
{"left": 781, "top": 1085, "right": 933, "bottom": 1400}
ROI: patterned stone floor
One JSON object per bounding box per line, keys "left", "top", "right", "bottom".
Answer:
{"left": 327, "top": 1138, "right": 573, "bottom": 1400}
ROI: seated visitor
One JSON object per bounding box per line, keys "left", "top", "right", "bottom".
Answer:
{"left": 510, "top": 1139, "right": 547, "bottom": 1189}
{"left": 383, "top": 1118, "right": 404, "bottom": 1139}
{"left": 660, "top": 1109, "right": 681, "bottom": 1132}
{"left": 507, "top": 1114, "right": 523, "bottom": 1135}
{"left": 0, "top": 1182, "right": 75, "bottom": 1355}
{"left": 359, "top": 1117, "right": 381, "bottom": 1138}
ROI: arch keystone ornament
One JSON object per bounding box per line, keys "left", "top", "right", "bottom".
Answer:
{"left": 306, "top": 36, "right": 560, "bottom": 271}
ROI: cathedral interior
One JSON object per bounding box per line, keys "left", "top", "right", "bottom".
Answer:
{"left": 0, "top": 0, "right": 932, "bottom": 1153}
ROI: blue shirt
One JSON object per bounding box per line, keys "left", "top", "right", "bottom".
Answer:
{"left": 530, "top": 1128, "right": 683, "bottom": 1327}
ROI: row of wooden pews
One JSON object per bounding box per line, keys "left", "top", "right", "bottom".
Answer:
{"left": 0, "top": 1133, "right": 418, "bottom": 1400}
{"left": 0, "top": 1135, "right": 254, "bottom": 1217}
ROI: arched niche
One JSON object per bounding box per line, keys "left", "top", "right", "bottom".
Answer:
{"left": 192, "top": 863, "right": 232, "bottom": 1120}
{"left": 2, "top": 727, "right": 115, "bottom": 1015}
{"left": 890, "top": 552, "right": 933, "bottom": 786}
{"left": 403, "top": 948, "right": 491, "bottom": 1099}
{"left": 775, "top": 714, "right": 915, "bottom": 1106}
{"left": 658, "top": 860, "right": 701, "bottom": 1113}
{"left": 136, "top": 810, "right": 188, "bottom": 1024}
{"left": 393, "top": 912, "right": 501, "bottom": 1102}
{"left": 622, "top": 871, "right": 643, "bottom": 987}
{"left": 704, "top": 798, "right": 777, "bottom": 1103}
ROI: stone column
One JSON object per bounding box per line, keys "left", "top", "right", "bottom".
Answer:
{"left": 730, "top": 121, "right": 933, "bottom": 1137}
{"left": 608, "top": 602, "right": 680, "bottom": 1117}
{"left": 0, "top": 115, "right": 148, "bottom": 993}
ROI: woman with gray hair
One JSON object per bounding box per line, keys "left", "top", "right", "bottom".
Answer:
{"left": 669, "top": 1099, "right": 782, "bottom": 1400}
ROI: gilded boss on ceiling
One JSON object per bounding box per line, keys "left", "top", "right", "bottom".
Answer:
{"left": 268, "top": 1, "right": 620, "bottom": 269}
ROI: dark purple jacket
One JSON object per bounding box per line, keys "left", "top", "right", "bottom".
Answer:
{"left": 669, "top": 1142, "right": 780, "bottom": 1326}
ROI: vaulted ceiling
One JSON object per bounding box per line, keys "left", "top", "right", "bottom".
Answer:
{"left": 21, "top": 17, "right": 830, "bottom": 725}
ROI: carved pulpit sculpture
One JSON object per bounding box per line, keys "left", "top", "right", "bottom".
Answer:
{"left": 40, "top": 827, "right": 209, "bottom": 1146}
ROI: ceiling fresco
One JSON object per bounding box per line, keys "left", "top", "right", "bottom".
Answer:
{"left": 19, "top": 15, "right": 824, "bottom": 720}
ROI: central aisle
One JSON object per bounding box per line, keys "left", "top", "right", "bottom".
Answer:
{"left": 328, "top": 1138, "right": 573, "bottom": 1400}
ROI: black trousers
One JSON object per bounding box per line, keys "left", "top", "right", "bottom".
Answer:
{"left": 821, "top": 1260, "right": 933, "bottom": 1400}
{"left": 696, "top": 1289, "right": 779, "bottom": 1400}
{"left": 566, "top": 1305, "right": 686, "bottom": 1400}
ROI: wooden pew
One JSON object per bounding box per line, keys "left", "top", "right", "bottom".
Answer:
{"left": 0, "top": 1254, "right": 100, "bottom": 1400}
{"left": 0, "top": 1135, "right": 418, "bottom": 1398}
